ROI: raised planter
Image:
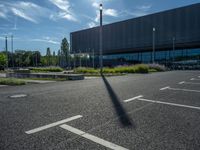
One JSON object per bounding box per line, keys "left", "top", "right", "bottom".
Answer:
{"left": 6, "top": 72, "right": 84, "bottom": 80}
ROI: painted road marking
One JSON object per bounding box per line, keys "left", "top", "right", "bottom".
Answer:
{"left": 124, "top": 96, "right": 200, "bottom": 110}
{"left": 179, "top": 81, "right": 200, "bottom": 85}
{"left": 25, "top": 115, "right": 82, "bottom": 134}
{"left": 60, "top": 124, "right": 128, "bottom": 150}
{"left": 0, "top": 85, "right": 7, "bottom": 87}
{"left": 10, "top": 94, "right": 27, "bottom": 98}
{"left": 124, "top": 95, "right": 143, "bottom": 102}
{"left": 160, "top": 86, "right": 200, "bottom": 93}
{"left": 190, "top": 78, "right": 200, "bottom": 81}
{"left": 179, "top": 81, "right": 185, "bottom": 84}
{"left": 160, "top": 86, "right": 170, "bottom": 90}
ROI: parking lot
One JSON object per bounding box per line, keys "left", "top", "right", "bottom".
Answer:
{"left": 0, "top": 71, "right": 200, "bottom": 150}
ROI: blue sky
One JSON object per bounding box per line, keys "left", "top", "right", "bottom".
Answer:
{"left": 0, "top": 0, "right": 200, "bottom": 55}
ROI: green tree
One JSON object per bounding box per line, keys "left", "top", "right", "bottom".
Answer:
{"left": 0, "top": 52, "right": 7, "bottom": 69}
{"left": 61, "top": 38, "right": 69, "bottom": 67}
{"left": 46, "top": 47, "right": 51, "bottom": 66}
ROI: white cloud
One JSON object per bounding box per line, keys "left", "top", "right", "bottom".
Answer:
{"left": 0, "top": 1, "right": 51, "bottom": 24}
{"left": 30, "top": 38, "right": 60, "bottom": 45}
{"left": 91, "top": 1, "right": 118, "bottom": 23}
{"left": 92, "top": 2, "right": 99, "bottom": 8}
{"left": 49, "top": 0, "right": 77, "bottom": 22}
{"left": 120, "top": 4, "right": 152, "bottom": 18}
{"left": 62, "top": 13, "right": 77, "bottom": 21}
{"left": 88, "top": 22, "right": 96, "bottom": 28}
{"left": 0, "top": 12, "right": 7, "bottom": 19}
{"left": 49, "top": 0, "right": 70, "bottom": 12}
{"left": 120, "top": 10, "right": 148, "bottom": 17}
{"left": 137, "top": 5, "right": 152, "bottom": 11}
{"left": 11, "top": 8, "right": 38, "bottom": 23}
{"left": 104, "top": 9, "right": 118, "bottom": 17}
{"left": 0, "top": 4, "right": 8, "bottom": 19}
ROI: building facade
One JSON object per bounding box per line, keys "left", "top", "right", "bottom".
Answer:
{"left": 70, "top": 3, "right": 200, "bottom": 67}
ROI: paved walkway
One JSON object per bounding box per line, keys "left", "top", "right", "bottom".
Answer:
{"left": 0, "top": 73, "right": 6, "bottom": 78}
{"left": 23, "top": 79, "right": 56, "bottom": 84}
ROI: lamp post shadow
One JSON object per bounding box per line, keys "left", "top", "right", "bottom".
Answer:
{"left": 101, "top": 74, "right": 135, "bottom": 127}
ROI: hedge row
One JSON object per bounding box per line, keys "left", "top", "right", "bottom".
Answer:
{"left": 74, "top": 64, "right": 166, "bottom": 74}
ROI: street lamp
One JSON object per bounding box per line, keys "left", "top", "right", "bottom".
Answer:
{"left": 172, "top": 37, "right": 175, "bottom": 69}
{"left": 172, "top": 37, "right": 175, "bottom": 60}
{"left": 152, "top": 27, "right": 155, "bottom": 64}
{"left": 5, "top": 36, "right": 8, "bottom": 69}
{"left": 11, "top": 35, "right": 14, "bottom": 68}
{"left": 99, "top": 3, "right": 103, "bottom": 73}
{"left": 93, "top": 49, "right": 95, "bottom": 68}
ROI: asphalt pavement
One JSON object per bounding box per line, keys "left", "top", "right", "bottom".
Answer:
{"left": 0, "top": 71, "right": 200, "bottom": 150}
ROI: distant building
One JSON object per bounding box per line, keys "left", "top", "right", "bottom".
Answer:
{"left": 70, "top": 3, "right": 200, "bottom": 67}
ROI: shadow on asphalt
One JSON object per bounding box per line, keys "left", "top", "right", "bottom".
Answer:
{"left": 101, "top": 74, "right": 134, "bottom": 127}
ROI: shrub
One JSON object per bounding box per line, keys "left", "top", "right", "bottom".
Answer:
{"left": 74, "top": 64, "right": 149, "bottom": 74}
{"left": 148, "top": 64, "right": 166, "bottom": 72}
{"left": 14, "top": 69, "right": 31, "bottom": 73}
{"left": 134, "top": 64, "right": 149, "bottom": 73}
{"left": 30, "top": 67, "right": 63, "bottom": 72}
{"left": 74, "top": 67, "right": 99, "bottom": 74}
{"left": 0, "top": 78, "right": 26, "bottom": 85}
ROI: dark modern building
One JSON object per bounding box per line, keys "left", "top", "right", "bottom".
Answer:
{"left": 70, "top": 3, "right": 200, "bottom": 67}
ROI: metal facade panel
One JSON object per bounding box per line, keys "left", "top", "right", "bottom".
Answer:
{"left": 71, "top": 3, "right": 200, "bottom": 54}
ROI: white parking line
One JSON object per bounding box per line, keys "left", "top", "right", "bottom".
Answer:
{"left": 60, "top": 124, "right": 128, "bottom": 150}
{"left": 190, "top": 78, "right": 200, "bottom": 81}
{"left": 124, "top": 95, "right": 143, "bottom": 102}
{"left": 124, "top": 96, "right": 200, "bottom": 110}
{"left": 10, "top": 94, "right": 27, "bottom": 98}
{"left": 0, "top": 85, "right": 7, "bottom": 87}
{"left": 180, "top": 81, "right": 200, "bottom": 85}
{"left": 160, "top": 86, "right": 200, "bottom": 93}
{"left": 25, "top": 115, "right": 82, "bottom": 134}
{"left": 160, "top": 86, "right": 170, "bottom": 90}
{"left": 179, "top": 81, "right": 185, "bottom": 84}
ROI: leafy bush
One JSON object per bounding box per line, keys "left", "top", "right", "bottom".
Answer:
{"left": 30, "top": 67, "right": 63, "bottom": 72}
{"left": 14, "top": 69, "right": 31, "bottom": 73}
{"left": 148, "top": 64, "right": 166, "bottom": 72}
{"left": 0, "top": 78, "right": 26, "bottom": 85}
{"left": 75, "top": 64, "right": 149, "bottom": 74}
{"left": 134, "top": 64, "right": 149, "bottom": 73}
{"left": 74, "top": 67, "right": 99, "bottom": 74}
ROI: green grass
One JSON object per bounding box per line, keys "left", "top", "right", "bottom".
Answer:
{"left": 74, "top": 64, "right": 149, "bottom": 74}
{"left": 22, "top": 77, "right": 67, "bottom": 81}
{"left": 74, "top": 64, "right": 167, "bottom": 75}
{"left": 0, "top": 78, "right": 26, "bottom": 85}
{"left": 30, "top": 67, "right": 64, "bottom": 73}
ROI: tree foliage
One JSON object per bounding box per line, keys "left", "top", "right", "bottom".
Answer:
{"left": 0, "top": 52, "right": 7, "bottom": 68}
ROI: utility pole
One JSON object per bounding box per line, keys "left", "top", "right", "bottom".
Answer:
{"left": 99, "top": 4, "right": 103, "bottom": 73}
{"left": 152, "top": 27, "right": 155, "bottom": 64}
{"left": 93, "top": 49, "right": 95, "bottom": 68}
{"left": 36, "top": 52, "right": 38, "bottom": 67}
{"left": 5, "top": 36, "right": 8, "bottom": 69}
{"left": 172, "top": 37, "right": 175, "bottom": 69}
{"left": 79, "top": 50, "right": 82, "bottom": 67}
{"left": 11, "top": 35, "right": 14, "bottom": 68}
{"left": 73, "top": 51, "right": 76, "bottom": 69}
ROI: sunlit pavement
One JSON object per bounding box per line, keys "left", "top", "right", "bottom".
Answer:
{"left": 0, "top": 71, "right": 200, "bottom": 150}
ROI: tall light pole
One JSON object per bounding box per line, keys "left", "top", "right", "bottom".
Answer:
{"left": 5, "top": 36, "right": 8, "bottom": 69}
{"left": 99, "top": 4, "right": 103, "bottom": 73}
{"left": 93, "top": 49, "right": 95, "bottom": 68}
{"left": 11, "top": 35, "right": 14, "bottom": 68}
{"left": 79, "top": 50, "right": 82, "bottom": 67}
{"left": 172, "top": 37, "right": 175, "bottom": 69}
{"left": 152, "top": 27, "right": 155, "bottom": 64}
{"left": 172, "top": 37, "right": 175, "bottom": 62}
